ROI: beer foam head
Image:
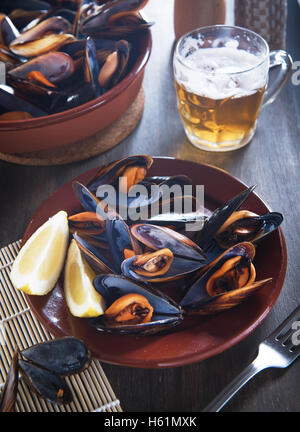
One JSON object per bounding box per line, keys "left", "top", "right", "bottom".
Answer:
{"left": 174, "top": 41, "right": 268, "bottom": 99}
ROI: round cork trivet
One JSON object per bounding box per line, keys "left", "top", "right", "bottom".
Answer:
{"left": 0, "top": 88, "right": 145, "bottom": 166}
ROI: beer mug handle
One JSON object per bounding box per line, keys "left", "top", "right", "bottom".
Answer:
{"left": 262, "top": 50, "right": 293, "bottom": 108}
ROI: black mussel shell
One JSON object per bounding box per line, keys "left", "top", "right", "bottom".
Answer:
{"left": 74, "top": 232, "right": 116, "bottom": 274}
{"left": 0, "top": 349, "right": 19, "bottom": 412}
{"left": 0, "top": 85, "right": 47, "bottom": 118}
{"left": 87, "top": 154, "right": 153, "bottom": 194}
{"left": 0, "top": 13, "right": 20, "bottom": 47}
{"left": 90, "top": 274, "right": 183, "bottom": 335}
{"left": 180, "top": 242, "right": 271, "bottom": 315}
{"left": 196, "top": 186, "right": 256, "bottom": 252}
{"left": 8, "top": 51, "right": 76, "bottom": 84}
{"left": 19, "top": 360, "right": 73, "bottom": 405}
{"left": 81, "top": 0, "right": 149, "bottom": 31}
{"left": 131, "top": 223, "right": 207, "bottom": 263}
{"left": 84, "top": 36, "right": 103, "bottom": 97}
{"left": 215, "top": 211, "right": 284, "bottom": 249}
{"left": 21, "top": 337, "right": 91, "bottom": 376}
{"left": 72, "top": 181, "right": 100, "bottom": 213}
{"left": 122, "top": 249, "right": 206, "bottom": 283}
{"left": 0, "top": 1, "right": 51, "bottom": 15}
{"left": 105, "top": 216, "right": 142, "bottom": 272}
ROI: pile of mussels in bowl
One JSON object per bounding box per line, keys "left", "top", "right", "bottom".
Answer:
{"left": 0, "top": 0, "right": 153, "bottom": 153}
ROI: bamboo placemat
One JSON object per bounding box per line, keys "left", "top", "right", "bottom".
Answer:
{"left": 0, "top": 240, "right": 123, "bottom": 413}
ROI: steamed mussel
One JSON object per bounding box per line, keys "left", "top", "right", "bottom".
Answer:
{"left": 9, "top": 154, "right": 283, "bottom": 338}
{"left": 61, "top": 154, "right": 284, "bottom": 335}
{"left": 180, "top": 242, "right": 272, "bottom": 315}
{"left": 90, "top": 275, "right": 183, "bottom": 335}
{"left": 196, "top": 186, "right": 283, "bottom": 261}
{"left": 0, "top": 0, "right": 152, "bottom": 119}
{"left": 0, "top": 338, "right": 91, "bottom": 408}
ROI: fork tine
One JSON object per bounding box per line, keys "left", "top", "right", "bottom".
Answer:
{"left": 268, "top": 305, "right": 300, "bottom": 341}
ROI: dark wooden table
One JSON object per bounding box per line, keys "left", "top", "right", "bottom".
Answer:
{"left": 1, "top": 0, "right": 300, "bottom": 412}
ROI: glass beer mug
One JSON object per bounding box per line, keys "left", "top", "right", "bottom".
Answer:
{"left": 173, "top": 25, "right": 292, "bottom": 152}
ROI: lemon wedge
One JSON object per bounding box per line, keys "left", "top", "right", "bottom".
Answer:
{"left": 64, "top": 239, "right": 106, "bottom": 318}
{"left": 11, "top": 211, "right": 69, "bottom": 295}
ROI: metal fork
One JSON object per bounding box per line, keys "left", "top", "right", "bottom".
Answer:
{"left": 203, "top": 305, "right": 300, "bottom": 412}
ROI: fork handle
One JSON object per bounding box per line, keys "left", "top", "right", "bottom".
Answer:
{"left": 202, "top": 360, "right": 265, "bottom": 412}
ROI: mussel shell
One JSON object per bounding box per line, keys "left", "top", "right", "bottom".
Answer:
{"left": 131, "top": 223, "right": 207, "bottom": 263}
{"left": 184, "top": 279, "right": 272, "bottom": 316}
{"left": 0, "top": 13, "right": 20, "bottom": 46}
{"left": 84, "top": 36, "right": 103, "bottom": 97}
{"left": 105, "top": 216, "right": 142, "bottom": 272}
{"left": 196, "top": 186, "right": 256, "bottom": 252}
{"left": 90, "top": 274, "right": 183, "bottom": 335}
{"left": 10, "top": 16, "right": 72, "bottom": 46}
{"left": 10, "top": 32, "right": 76, "bottom": 58}
{"left": 8, "top": 52, "right": 76, "bottom": 84}
{"left": 72, "top": 181, "right": 101, "bottom": 213}
{"left": 68, "top": 211, "right": 105, "bottom": 236}
{"left": 215, "top": 211, "right": 284, "bottom": 249}
{"left": 87, "top": 155, "right": 153, "bottom": 194}
{"left": 81, "top": 0, "right": 149, "bottom": 31}
{"left": 19, "top": 359, "right": 73, "bottom": 405}
{"left": 0, "top": 349, "right": 19, "bottom": 412}
{"left": 122, "top": 252, "right": 206, "bottom": 283}
{"left": 74, "top": 233, "right": 116, "bottom": 274}
{"left": 0, "top": 1, "right": 51, "bottom": 15}
{"left": 180, "top": 242, "right": 261, "bottom": 314}
{"left": 83, "top": 19, "right": 153, "bottom": 39}
{"left": 21, "top": 337, "right": 91, "bottom": 376}
{"left": 0, "top": 85, "right": 47, "bottom": 118}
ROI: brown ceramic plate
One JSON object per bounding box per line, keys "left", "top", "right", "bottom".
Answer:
{"left": 22, "top": 157, "right": 287, "bottom": 368}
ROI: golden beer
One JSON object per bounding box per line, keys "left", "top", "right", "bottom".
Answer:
{"left": 175, "top": 81, "right": 266, "bottom": 150}
{"left": 173, "top": 26, "right": 271, "bottom": 151}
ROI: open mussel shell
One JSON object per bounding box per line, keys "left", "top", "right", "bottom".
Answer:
{"left": 19, "top": 360, "right": 73, "bottom": 405}
{"left": 8, "top": 51, "right": 76, "bottom": 84}
{"left": 74, "top": 232, "right": 116, "bottom": 274}
{"left": 122, "top": 248, "right": 205, "bottom": 283}
{"left": 105, "top": 215, "right": 142, "bottom": 272}
{"left": 180, "top": 242, "right": 271, "bottom": 315}
{"left": 21, "top": 337, "right": 91, "bottom": 376}
{"left": 0, "top": 13, "right": 20, "bottom": 46}
{"left": 0, "top": 84, "right": 47, "bottom": 118}
{"left": 68, "top": 211, "right": 105, "bottom": 236}
{"left": 81, "top": 0, "right": 149, "bottom": 31}
{"left": 1, "top": 1, "right": 51, "bottom": 15}
{"left": 72, "top": 181, "right": 100, "bottom": 213}
{"left": 87, "top": 154, "right": 153, "bottom": 194}
{"left": 84, "top": 36, "right": 103, "bottom": 97}
{"left": 131, "top": 223, "right": 207, "bottom": 263}
{"left": 0, "top": 349, "right": 19, "bottom": 412}
{"left": 215, "top": 210, "right": 284, "bottom": 249}
{"left": 90, "top": 274, "right": 183, "bottom": 335}
{"left": 196, "top": 186, "right": 256, "bottom": 253}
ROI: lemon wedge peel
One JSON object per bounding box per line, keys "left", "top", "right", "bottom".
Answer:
{"left": 64, "top": 239, "right": 106, "bottom": 318}
{"left": 10, "top": 211, "right": 69, "bottom": 296}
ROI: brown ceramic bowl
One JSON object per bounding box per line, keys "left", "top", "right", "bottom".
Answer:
{"left": 22, "top": 158, "right": 287, "bottom": 368}
{"left": 0, "top": 29, "right": 152, "bottom": 154}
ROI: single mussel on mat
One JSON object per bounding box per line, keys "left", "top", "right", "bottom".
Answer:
{"left": 19, "top": 337, "right": 91, "bottom": 405}
{"left": 0, "top": 0, "right": 153, "bottom": 119}
{"left": 0, "top": 337, "right": 91, "bottom": 408}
